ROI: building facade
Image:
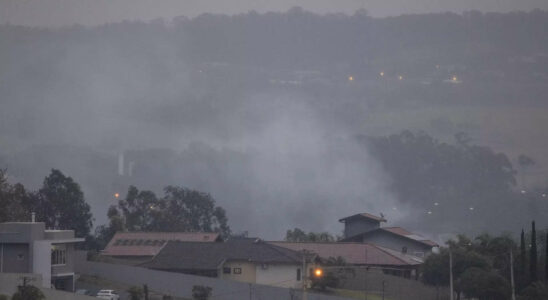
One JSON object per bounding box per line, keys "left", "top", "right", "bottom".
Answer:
{"left": 0, "top": 222, "right": 84, "bottom": 291}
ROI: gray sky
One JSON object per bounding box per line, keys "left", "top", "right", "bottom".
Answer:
{"left": 1, "top": 0, "right": 548, "bottom": 27}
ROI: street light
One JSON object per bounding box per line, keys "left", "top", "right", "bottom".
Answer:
{"left": 114, "top": 193, "right": 120, "bottom": 198}
{"left": 314, "top": 268, "right": 323, "bottom": 277}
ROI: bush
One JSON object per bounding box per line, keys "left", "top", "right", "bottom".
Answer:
{"left": 11, "top": 285, "right": 45, "bottom": 300}
{"left": 192, "top": 285, "right": 212, "bottom": 300}
{"left": 519, "top": 282, "right": 548, "bottom": 300}
{"left": 0, "top": 294, "right": 9, "bottom": 300}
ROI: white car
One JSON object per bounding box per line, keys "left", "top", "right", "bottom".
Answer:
{"left": 96, "top": 289, "right": 120, "bottom": 300}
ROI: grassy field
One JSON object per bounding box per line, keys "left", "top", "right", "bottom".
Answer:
{"left": 330, "top": 288, "right": 392, "bottom": 300}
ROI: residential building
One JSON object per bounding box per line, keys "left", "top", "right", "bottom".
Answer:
{"left": 339, "top": 213, "right": 386, "bottom": 238}
{"left": 271, "top": 241, "right": 423, "bottom": 278}
{"left": 141, "top": 238, "right": 310, "bottom": 288}
{"left": 339, "top": 213, "right": 439, "bottom": 257}
{"left": 101, "top": 231, "right": 222, "bottom": 264}
{"left": 341, "top": 227, "right": 438, "bottom": 257}
{"left": 0, "top": 221, "right": 84, "bottom": 291}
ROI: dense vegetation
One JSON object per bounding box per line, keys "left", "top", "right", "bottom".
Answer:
{"left": 422, "top": 226, "right": 548, "bottom": 300}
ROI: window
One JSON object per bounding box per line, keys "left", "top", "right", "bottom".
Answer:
{"left": 233, "top": 267, "right": 242, "bottom": 274}
{"left": 413, "top": 251, "right": 424, "bottom": 258}
{"left": 51, "top": 245, "right": 67, "bottom": 265}
{"left": 17, "top": 253, "right": 24, "bottom": 260}
{"left": 296, "top": 268, "right": 301, "bottom": 281}
{"left": 223, "top": 267, "right": 231, "bottom": 274}
{"left": 401, "top": 246, "right": 408, "bottom": 254}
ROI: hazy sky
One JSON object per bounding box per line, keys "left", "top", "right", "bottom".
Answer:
{"left": 1, "top": 0, "right": 548, "bottom": 27}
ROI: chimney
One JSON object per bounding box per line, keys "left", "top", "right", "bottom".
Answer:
{"left": 31, "top": 212, "right": 36, "bottom": 223}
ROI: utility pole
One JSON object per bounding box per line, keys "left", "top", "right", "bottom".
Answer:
{"left": 302, "top": 250, "right": 308, "bottom": 300}
{"left": 510, "top": 249, "right": 516, "bottom": 300}
{"left": 449, "top": 250, "right": 454, "bottom": 300}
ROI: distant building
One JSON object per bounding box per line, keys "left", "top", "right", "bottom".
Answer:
{"left": 0, "top": 222, "right": 84, "bottom": 291}
{"left": 141, "top": 238, "right": 310, "bottom": 288}
{"left": 271, "top": 241, "right": 423, "bottom": 278}
{"left": 101, "top": 231, "right": 222, "bottom": 264}
{"left": 339, "top": 213, "right": 386, "bottom": 238}
{"left": 339, "top": 213, "right": 438, "bottom": 257}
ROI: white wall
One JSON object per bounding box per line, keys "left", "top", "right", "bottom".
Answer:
{"left": 32, "top": 241, "right": 52, "bottom": 288}
{"left": 255, "top": 264, "right": 301, "bottom": 288}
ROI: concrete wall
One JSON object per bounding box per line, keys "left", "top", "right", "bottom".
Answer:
{"left": 33, "top": 240, "right": 52, "bottom": 288}
{"left": 0, "top": 223, "right": 46, "bottom": 243}
{"left": 255, "top": 263, "right": 302, "bottom": 289}
{"left": 76, "top": 259, "right": 352, "bottom": 300}
{"left": 361, "top": 231, "right": 432, "bottom": 256}
{"left": 0, "top": 244, "right": 30, "bottom": 273}
{"left": 344, "top": 219, "right": 380, "bottom": 238}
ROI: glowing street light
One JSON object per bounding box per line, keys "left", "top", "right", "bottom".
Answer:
{"left": 348, "top": 76, "right": 354, "bottom": 81}
{"left": 114, "top": 193, "right": 120, "bottom": 198}
{"left": 398, "top": 75, "right": 403, "bottom": 80}
{"left": 452, "top": 76, "right": 458, "bottom": 82}
{"left": 380, "top": 71, "right": 385, "bottom": 77}
{"left": 314, "top": 268, "right": 323, "bottom": 277}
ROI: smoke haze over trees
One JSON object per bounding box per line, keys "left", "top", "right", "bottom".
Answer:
{"left": 1, "top": 9, "right": 548, "bottom": 239}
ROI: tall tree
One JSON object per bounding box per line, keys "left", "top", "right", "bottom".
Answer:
{"left": 29, "top": 169, "right": 93, "bottom": 237}
{"left": 521, "top": 229, "right": 528, "bottom": 287}
{"left": 104, "top": 185, "right": 231, "bottom": 239}
{"left": 0, "top": 170, "right": 29, "bottom": 222}
{"left": 531, "top": 221, "right": 538, "bottom": 282}
{"left": 545, "top": 232, "right": 548, "bottom": 283}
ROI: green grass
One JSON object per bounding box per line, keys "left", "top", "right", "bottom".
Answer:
{"left": 324, "top": 288, "right": 392, "bottom": 300}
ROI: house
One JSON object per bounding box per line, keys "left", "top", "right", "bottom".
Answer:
{"left": 141, "top": 238, "right": 311, "bottom": 288}
{"left": 271, "top": 241, "right": 423, "bottom": 278}
{"left": 339, "top": 213, "right": 439, "bottom": 257}
{"left": 101, "top": 231, "right": 222, "bottom": 264}
{"left": 339, "top": 213, "right": 386, "bottom": 238}
{"left": 0, "top": 221, "right": 85, "bottom": 291}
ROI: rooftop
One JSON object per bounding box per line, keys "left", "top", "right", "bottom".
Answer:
{"left": 270, "top": 241, "right": 423, "bottom": 266}
{"left": 341, "top": 227, "right": 438, "bottom": 247}
{"left": 101, "top": 231, "right": 222, "bottom": 257}
{"left": 339, "top": 213, "right": 387, "bottom": 223}
{"left": 141, "top": 239, "right": 304, "bottom": 271}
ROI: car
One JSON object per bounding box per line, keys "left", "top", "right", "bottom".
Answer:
{"left": 96, "top": 289, "right": 120, "bottom": 300}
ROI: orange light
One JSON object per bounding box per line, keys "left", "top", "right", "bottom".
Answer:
{"left": 314, "top": 268, "right": 323, "bottom": 277}
{"left": 114, "top": 193, "right": 120, "bottom": 198}
{"left": 379, "top": 71, "right": 384, "bottom": 77}
{"left": 348, "top": 76, "right": 354, "bottom": 81}
{"left": 452, "top": 76, "right": 458, "bottom": 81}
{"left": 398, "top": 75, "right": 403, "bottom": 80}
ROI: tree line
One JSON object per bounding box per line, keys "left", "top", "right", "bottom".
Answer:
{"left": 422, "top": 222, "right": 548, "bottom": 300}
{"left": 0, "top": 169, "right": 230, "bottom": 250}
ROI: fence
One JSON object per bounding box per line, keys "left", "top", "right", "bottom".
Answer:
{"left": 75, "top": 259, "right": 352, "bottom": 300}
{"left": 337, "top": 268, "right": 450, "bottom": 300}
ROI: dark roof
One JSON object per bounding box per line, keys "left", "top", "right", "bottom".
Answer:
{"left": 270, "top": 242, "right": 423, "bottom": 266}
{"left": 341, "top": 227, "right": 438, "bottom": 247}
{"left": 338, "top": 213, "right": 387, "bottom": 223}
{"left": 141, "top": 239, "right": 303, "bottom": 272}
{"left": 101, "top": 232, "right": 221, "bottom": 257}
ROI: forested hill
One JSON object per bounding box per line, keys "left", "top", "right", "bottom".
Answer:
{"left": 2, "top": 9, "right": 548, "bottom": 69}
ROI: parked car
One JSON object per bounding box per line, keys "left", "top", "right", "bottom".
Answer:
{"left": 96, "top": 289, "right": 120, "bottom": 300}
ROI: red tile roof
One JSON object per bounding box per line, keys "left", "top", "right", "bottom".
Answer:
{"left": 101, "top": 232, "right": 221, "bottom": 257}
{"left": 270, "top": 242, "right": 423, "bottom": 266}
{"left": 339, "top": 213, "right": 387, "bottom": 223}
